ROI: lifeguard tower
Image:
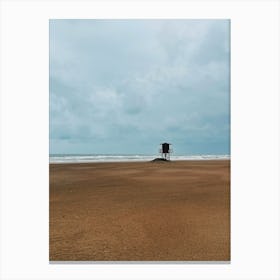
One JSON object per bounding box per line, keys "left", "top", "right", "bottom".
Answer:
{"left": 159, "top": 142, "right": 172, "bottom": 160}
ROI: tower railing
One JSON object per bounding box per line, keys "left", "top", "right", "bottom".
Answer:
{"left": 159, "top": 147, "right": 173, "bottom": 160}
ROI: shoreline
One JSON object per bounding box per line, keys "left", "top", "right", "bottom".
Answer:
{"left": 49, "top": 158, "right": 230, "bottom": 164}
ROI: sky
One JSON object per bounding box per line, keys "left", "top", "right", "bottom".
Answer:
{"left": 50, "top": 19, "right": 230, "bottom": 155}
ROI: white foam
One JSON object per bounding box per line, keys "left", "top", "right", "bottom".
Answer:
{"left": 49, "top": 154, "right": 230, "bottom": 163}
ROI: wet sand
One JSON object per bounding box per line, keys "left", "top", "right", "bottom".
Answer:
{"left": 49, "top": 160, "right": 230, "bottom": 261}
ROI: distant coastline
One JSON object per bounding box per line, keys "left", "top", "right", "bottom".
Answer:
{"left": 49, "top": 154, "right": 230, "bottom": 164}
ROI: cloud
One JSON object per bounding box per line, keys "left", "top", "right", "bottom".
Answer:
{"left": 50, "top": 19, "right": 230, "bottom": 154}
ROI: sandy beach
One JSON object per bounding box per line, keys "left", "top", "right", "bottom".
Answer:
{"left": 49, "top": 160, "right": 230, "bottom": 261}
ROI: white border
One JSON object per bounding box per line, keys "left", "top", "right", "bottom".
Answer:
{"left": 1, "top": 0, "right": 279, "bottom": 279}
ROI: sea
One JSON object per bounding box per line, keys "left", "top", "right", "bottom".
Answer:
{"left": 49, "top": 154, "right": 230, "bottom": 163}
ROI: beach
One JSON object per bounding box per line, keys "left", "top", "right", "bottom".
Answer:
{"left": 49, "top": 160, "right": 230, "bottom": 261}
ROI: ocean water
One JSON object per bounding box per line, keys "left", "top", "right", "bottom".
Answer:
{"left": 49, "top": 154, "right": 230, "bottom": 163}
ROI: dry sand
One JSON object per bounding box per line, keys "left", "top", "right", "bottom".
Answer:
{"left": 49, "top": 160, "right": 230, "bottom": 261}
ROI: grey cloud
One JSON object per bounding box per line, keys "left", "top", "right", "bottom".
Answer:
{"left": 50, "top": 19, "right": 230, "bottom": 154}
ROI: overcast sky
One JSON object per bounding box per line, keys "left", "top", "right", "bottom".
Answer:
{"left": 50, "top": 19, "right": 230, "bottom": 155}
